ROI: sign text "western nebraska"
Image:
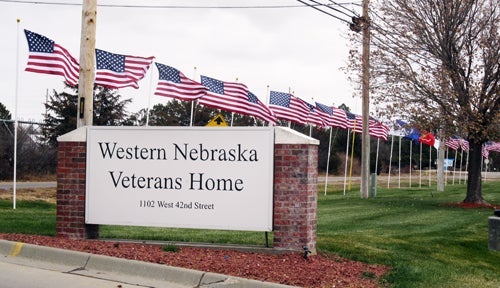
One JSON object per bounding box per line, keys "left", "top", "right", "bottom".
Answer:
{"left": 98, "top": 142, "right": 259, "bottom": 162}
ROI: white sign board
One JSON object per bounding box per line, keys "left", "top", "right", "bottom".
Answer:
{"left": 86, "top": 126, "right": 274, "bottom": 231}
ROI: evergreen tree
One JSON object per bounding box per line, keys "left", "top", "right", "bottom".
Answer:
{"left": 42, "top": 85, "right": 132, "bottom": 147}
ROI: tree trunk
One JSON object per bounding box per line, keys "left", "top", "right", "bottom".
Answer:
{"left": 437, "top": 141, "right": 445, "bottom": 192}
{"left": 464, "top": 141, "right": 486, "bottom": 204}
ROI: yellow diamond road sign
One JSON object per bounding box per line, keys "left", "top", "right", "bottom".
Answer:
{"left": 206, "top": 113, "right": 228, "bottom": 126}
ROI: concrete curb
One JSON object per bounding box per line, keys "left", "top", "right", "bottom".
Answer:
{"left": 0, "top": 239, "right": 297, "bottom": 287}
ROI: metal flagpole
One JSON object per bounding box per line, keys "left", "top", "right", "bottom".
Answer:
{"left": 428, "top": 145, "right": 432, "bottom": 187}
{"left": 458, "top": 148, "right": 464, "bottom": 184}
{"left": 309, "top": 97, "right": 313, "bottom": 137}
{"left": 264, "top": 85, "right": 270, "bottom": 127}
{"left": 419, "top": 142, "right": 422, "bottom": 188}
{"left": 388, "top": 134, "right": 394, "bottom": 188}
{"left": 145, "top": 63, "right": 154, "bottom": 126}
{"left": 481, "top": 154, "right": 484, "bottom": 182}
{"left": 398, "top": 135, "right": 401, "bottom": 188}
{"left": 459, "top": 151, "right": 469, "bottom": 184}
{"left": 373, "top": 137, "right": 380, "bottom": 192}
{"left": 375, "top": 138, "right": 380, "bottom": 175}
{"left": 287, "top": 87, "right": 292, "bottom": 128}
{"left": 230, "top": 76, "right": 236, "bottom": 127}
{"left": 453, "top": 149, "right": 458, "bottom": 184}
{"left": 343, "top": 129, "right": 351, "bottom": 195}
{"left": 348, "top": 125, "right": 357, "bottom": 191}
{"left": 445, "top": 147, "right": 449, "bottom": 185}
{"left": 13, "top": 18, "right": 21, "bottom": 209}
{"left": 190, "top": 66, "right": 197, "bottom": 127}
{"left": 484, "top": 157, "right": 488, "bottom": 182}
{"left": 324, "top": 127, "right": 333, "bottom": 196}
{"left": 409, "top": 140, "right": 413, "bottom": 187}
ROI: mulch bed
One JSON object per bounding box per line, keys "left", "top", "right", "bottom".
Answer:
{"left": 0, "top": 233, "right": 389, "bottom": 288}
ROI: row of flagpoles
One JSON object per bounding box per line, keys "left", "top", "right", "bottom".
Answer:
{"left": 19, "top": 29, "right": 500, "bottom": 197}
{"left": 22, "top": 28, "right": 393, "bottom": 199}
{"left": 386, "top": 122, "right": 500, "bottom": 190}
{"left": 23, "top": 29, "right": 391, "bottom": 137}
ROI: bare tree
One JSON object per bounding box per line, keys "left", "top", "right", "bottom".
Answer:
{"left": 361, "top": 0, "right": 499, "bottom": 203}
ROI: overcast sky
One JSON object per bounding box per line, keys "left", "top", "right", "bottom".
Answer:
{"left": 0, "top": 0, "right": 361, "bottom": 122}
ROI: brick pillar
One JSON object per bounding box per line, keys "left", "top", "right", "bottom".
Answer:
{"left": 273, "top": 128, "right": 318, "bottom": 253}
{"left": 56, "top": 127, "right": 98, "bottom": 239}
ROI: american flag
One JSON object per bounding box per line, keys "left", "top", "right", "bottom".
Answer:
{"left": 369, "top": 118, "right": 390, "bottom": 141}
{"left": 247, "top": 91, "right": 277, "bottom": 125}
{"left": 483, "top": 141, "right": 500, "bottom": 158}
{"left": 199, "top": 76, "right": 276, "bottom": 124}
{"left": 460, "top": 139, "right": 469, "bottom": 152}
{"left": 305, "top": 102, "right": 325, "bottom": 127}
{"left": 445, "top": 136, "right": 461, "bottom": 151}
{"left": 482, "top": 145, "right": 489, "bottom": 158}
{"left": 268, "top": 91, "right": 309, "bottom": 125}
{"left": 345, "top": 111, "right": 363, "bottom": 133}
{"left": 154, "top": 63, "right": 207, "bottom": 101}
{"left": 315, "top": 102, "right": 347, "bottom": 129}
{"left": 486, "top": 141, "right": 500, "bottom": 153}
{"left": 94, "top": 49, "right": 154, "bottom": 89}
{"left": 24, "top": 30, "right": 79, "bottom": 87}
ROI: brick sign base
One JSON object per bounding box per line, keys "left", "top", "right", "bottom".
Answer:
{"left": 56, "top": 127, "right": 318, "bottom": 252}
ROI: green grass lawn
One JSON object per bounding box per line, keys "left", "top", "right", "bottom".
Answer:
{"left": 1, "top": 181, "right": 499, "bottom": 287}
{"left": 317, "top": 183, "right": 500, "bottom": 287}
{"left": 0, "top": 200, "right": 56, "bottom": 235}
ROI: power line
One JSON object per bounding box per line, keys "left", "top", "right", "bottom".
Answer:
{"left": 0, "top": 0, "right": 333, "bottom": 9}
{"left": 305, "top": 0, "right": 355, "bottom": 19}
{"left": 1, "top": 0, "right": 361, "bottom": 27}
{"left": 296, "top": 0, "right": 352, "bottom": 24}
{"left": 328, "top": 0, "right": 360, "bottom": 17}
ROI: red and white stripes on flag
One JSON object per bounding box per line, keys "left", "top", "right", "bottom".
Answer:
{"left": 199, "top": 75, "right": 276, "bottom": 124}
{"left": 369, "top": 119, "right": 390, "bottom": 141}
{"left": 95, "top": 49, "right": 154, "bottom": 89}
{"left": 305, "top": 102, "right": 326, "bottom": 127}
{"left": 154, "top": 63, "right": 207, "bottom": 101}
{"left": 460, "top": 139, "right": 469, "bottom": 152}
{"left": 445, "top": 137, "right": 461, "bottom": 150}
{"left": 345, "top": 111, "right": 363, "bottom": 133}
{"left": 268, "top": 91, "right": 310, "bottom": 125}
{"left": 315, "top": 102, "right": 348, "bottom": 129}
{"left": 483, "top": 141, "right": 500, "bottom": 158}
{"left": 24, "top": 30, "right": 79, "bottom": 87}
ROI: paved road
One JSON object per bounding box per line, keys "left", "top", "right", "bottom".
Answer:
{"left": 0, "top": 181, "right": 56, "bottom": 190}
{"left": 0, "top": 172, "right": 498, "bottom": 189}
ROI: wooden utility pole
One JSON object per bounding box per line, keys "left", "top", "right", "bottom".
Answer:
{"left": 360, "top": 0, "right": 371, "bottom": 198}
{"left": 77, "top": 0, "right": 97, "bottom": 127}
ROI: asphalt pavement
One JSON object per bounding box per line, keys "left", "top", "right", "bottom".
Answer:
{"left": 0, "top": 239, "right": 296, "bottom": 288}
{"left": 0, "top": 181, "right": 56, "bottom": 190}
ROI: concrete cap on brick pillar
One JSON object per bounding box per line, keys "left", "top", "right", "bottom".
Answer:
{"left": 57, "top": 127, "right": 88, "bottom": 142}
{"left": 274, "top": 127, "right": 319, "bottom": 145}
